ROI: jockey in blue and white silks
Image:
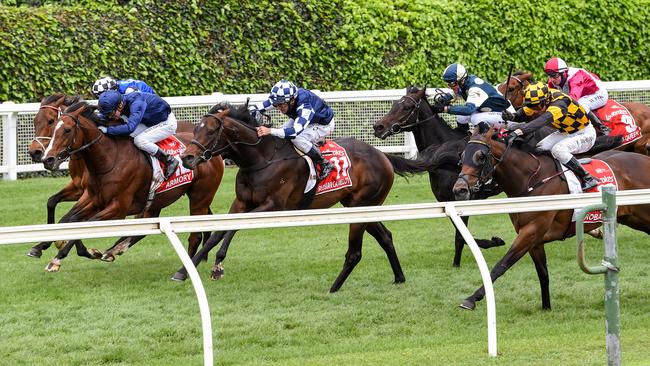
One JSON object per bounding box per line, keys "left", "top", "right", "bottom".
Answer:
{"left": 440, "top": 63, "right": 514, "bottom": 128}
{"left": 92, "top": 77, "right": 156, "bottom": 97}
{"left": 252, "top": 80, "right": 335, "bottom": 180}
{"left": 97, "top": 90, "right": 178, "bottom": 179}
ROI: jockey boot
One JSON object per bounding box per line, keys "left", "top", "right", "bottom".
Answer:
{"left": 306, "top": 146, "right": 334, "bottom": 180}
{"left": 565, "top": 157, "right": 599, "bottom": 191}
{"left": 154, "top": 149, "right": 179, "bottom": 180}
{"left": 588, "top": 111, "right": 611, "bottom": 136}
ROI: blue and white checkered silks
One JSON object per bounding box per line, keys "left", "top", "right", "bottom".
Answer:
{"left": 442, "top": 63, "right": 468, "bottom": 83}
{"left": 269, "top": 80, "right": 297, "bottom": 104}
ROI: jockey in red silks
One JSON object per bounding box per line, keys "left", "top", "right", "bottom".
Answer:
{"left": 544, "top": 57, "right": 611, "bottom": 135}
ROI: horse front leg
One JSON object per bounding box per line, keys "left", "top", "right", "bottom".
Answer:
{"left": 460, "top": 226, "right": 538, "bottom": 310}
{"left": 47, "top": 180, "right": 84, "bottom": 224}
{"left": 528, "top": 245, "right": 551, "bottom": 310}
{"left": 101, "top": 209, "right": 161, "bottom": 262}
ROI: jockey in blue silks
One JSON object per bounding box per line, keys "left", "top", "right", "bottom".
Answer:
{"left": 97, "top": 90, "right": 179, "bottom": 179}
{"left": 437, "top": 63, "right": 514, "bottom": 131}
{"left": 92, "top": 76, "right": 156, "bottom": 97}
{"left": 251, "top": 79, "right": 336, "bottom": 180}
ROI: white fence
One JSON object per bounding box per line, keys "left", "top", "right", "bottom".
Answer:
{"left": 3, "top": 81, "right": 650, "bottom": 180}
{"left": 3, "top": 189, "right": 650, "bottom": 365}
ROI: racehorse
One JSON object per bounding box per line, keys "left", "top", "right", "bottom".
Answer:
{"left": 175, "top": 103, "right": 432, "bottom": 292}
{"left": 373, "top": 86, "right": 505, "bottom": 267}
{"left": 497, "top": 71, "right": 650, "bottom": 155}
{"left": 27, "top": 94, "right": 204, "bottom": 260}
{"left": 452, "top": 126, "right": 650, "bottom": 310}
{"left": 39, "top": 101, "right": 224, "bottom": 271}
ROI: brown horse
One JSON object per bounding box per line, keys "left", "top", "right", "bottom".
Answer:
{"left": 452, "top": 126, "right": 650, "bottom": 310}
{"left": 498, "top": 71, "right": 650, "bottom": 155}
{"left": 27, "top": 94, "right": 202, "bottom": 259}
{"left": 40, "top": 101, "right": 224, "bottom": 271}
{"left": 373, "top": 86, "right": 506, "bottom": 267}
{"left": 174, "top": 103, "right": 432, "bottom": 292}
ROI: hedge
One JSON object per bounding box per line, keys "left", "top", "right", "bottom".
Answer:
{"left": 0, "top": 0, "right": 648, "bottom": 103}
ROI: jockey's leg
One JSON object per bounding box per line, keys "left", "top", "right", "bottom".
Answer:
{"left": 293, "top": 122, "right": 335, "bottom": 180}
{"left": 133, "top": 113, "right": 178, "bottom": 179}
{"left": 579, "top": 90, "right": 611, "bottom": 135}
{"left": 552, "top": 125, "right": 598, "bottom": 191}
{"left": 469, "top": 111, "right": 507, "bottom": 129}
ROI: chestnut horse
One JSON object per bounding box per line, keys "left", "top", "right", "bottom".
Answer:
{"left": 27, "top": 94, "right": 204, "bottom": 260}
{"left": 373, "top": 86, "right": 505, "bottom": 267}
{"left": 175, "top": 103, "right": 432, "bottom": 292}
{"left": 40, "top": 101, "right": 224, "bottom": 271}
{"left": 452, "top": 126, "right": 650, "bottom": 310}
{"left": 498, "top": 71, "right": 650, "bottom": 155}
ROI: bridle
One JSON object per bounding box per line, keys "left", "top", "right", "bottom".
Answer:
{"left": 456, "top": 140, "right": 504, "bottom": 194}
{"left": 31, "top": 104, "right": 61, "bottom": 151}
{"left": 191, "top": 113, "right": 263, "bottom": 162}
{"left": 390, "top": 91, "right": 443, "bottom": 133}
{"left": 54, "top": 113, "right": 103, "bottom": 161}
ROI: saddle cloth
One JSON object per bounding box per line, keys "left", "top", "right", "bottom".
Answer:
{"left": 595, "top": 99, "right": 641, "bottom": 146}
{"left": 564, "top": 159, "right": 618, "bottom": 223}
{"left": 301, "top": 140, "right": 353, "bottom": 195}
{"left": 149, "top": 136, "right": 194, "bottom": 195}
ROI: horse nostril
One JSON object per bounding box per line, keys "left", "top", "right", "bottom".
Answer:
{"left": 374, "top": 124, "right": 384, "bottom": 132}
{"left": 30, "top": 150, "right": 43, "bottom": 162}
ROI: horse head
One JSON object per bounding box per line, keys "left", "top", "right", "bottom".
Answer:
{"left": 453, "top": 125, "right": 503, "bottom": 200}
{"left": 29, "top": 94, "right": 81, "bottom": 162}
{"left": 374, "top": 86, "right": 428, "bottom": 139}
{"left": 182, "top": 103, "right": 260, "bottom": 169}
{"left": 42, "top": 101, "right": 103, "bottom": 171}
{"left": 497, "top": 71, "right": 535, "bottom": 110}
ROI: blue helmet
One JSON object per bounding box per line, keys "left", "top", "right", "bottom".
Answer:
{"left": 442, "top": 63, "right": 468, "bottom": 83}
{"left": 98, "top": 90, "right": 123, "bottom": 115}
{"left": 269, "top": 80, "right": 297, "bottom": 104}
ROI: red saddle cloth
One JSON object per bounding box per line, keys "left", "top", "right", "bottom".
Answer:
{"left": 154, "top": 136, "right": 194, "bottom": 193}
{"left": 580, "top": 159, "right": 618, "bottom": 223}
{"left": 595, "top": 99, "right": 641, "bottom": 146}
{"left": 315, "top": 140, "right": 353, "bottom": 195}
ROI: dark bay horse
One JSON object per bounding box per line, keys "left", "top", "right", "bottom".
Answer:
{"left": 373, "top": 86, "right": 506, "bottom": 267}
{"left": 176, "top": 103, "right": 432, "bottom": 292}
{"left": 40, "top": 101, "right": 224, "bottom": 271}
{"left": 27, "top": 94, "right": 203, "bottom": 259}
{"left": 498, "top": 71, "right": 650, "bottom": 155}
{"left": 452, "top": 126, "right": 650, "bottom": 310}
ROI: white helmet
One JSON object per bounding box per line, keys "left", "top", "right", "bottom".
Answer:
{"left": 92, "top": 77, "right": 118, "bottom": 97}
{"left": 269, "top": 80, "right": 297, "bottom": 104}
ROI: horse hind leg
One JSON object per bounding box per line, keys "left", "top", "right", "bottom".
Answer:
{"left": 452, "top": 216, "right": 505, "bottom": 268}
{"left": 365, "top": 221, "right": 405, "bottom": 284}
{"left": 171, "top": 230, "right": 234, "bottom": 282}
{"left": 329, "top": 223, "right": 366, "bottom": 293}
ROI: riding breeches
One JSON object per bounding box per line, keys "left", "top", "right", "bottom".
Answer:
{"left": 577, "top": 87, "right": 608, "bottom": 113}
{"left": 456, "top": 105, "right": 516, "bottom": 129}
{"left": 287, "top": 119, "right": 335, "bottom": 153}
{"left": 130, "top": 112, "right": 178, "bottom": 155}
{"left": 536, "top": 123, "right": 596, "bottom": 163}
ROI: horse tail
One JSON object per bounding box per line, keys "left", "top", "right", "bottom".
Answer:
{"left": 589, "top": 135, "right": 624, "bottom": 154}
{"left": 384, "top": 153, "right": 431, "bottom": 177}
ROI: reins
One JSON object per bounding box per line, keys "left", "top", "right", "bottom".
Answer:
{"left": 56, "top": 113, "right": 104, "bottom": 160}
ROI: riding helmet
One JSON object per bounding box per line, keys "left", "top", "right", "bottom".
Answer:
{"left": 269, "top": 80, "right": 297, "bottom": 104}
{"left": 98, "top": 90, "right": 123, "bottom": 115}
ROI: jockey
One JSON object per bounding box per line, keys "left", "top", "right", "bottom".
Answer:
{"left": 97, "top": 90, "right": 179, "bottom": 180}
{"left": 544, "top": 57, "right": 611, "bottom": 135}
{"left": 92, "top": 76, "right": 156, "bottom": 97}
{"left": 252, "top": 79, "right": 335, "bottom": 180}
{"left": 503, "top": 82, "right": 598, "bottom": 191}
{"left": 438, "top": 63, "right": 514, "bottom": 130}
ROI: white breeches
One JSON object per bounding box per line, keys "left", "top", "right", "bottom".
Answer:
{"left": 288, "top": 119, "right": 335, "bottom": 153}
{"left": 536, "top": 124, "right": 596, "bottom": 163}
{"left": 131, "top": 112, "right": 178, "bottom": 155}
{"left": 577, "top": 85, "right": 608, "bottom": 113}
{"left": 456, "top": 105, "right": 516, "bottom": 128}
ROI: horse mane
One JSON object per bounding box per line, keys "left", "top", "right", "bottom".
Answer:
{"left": 42, "top": 93, "right": 83, "bottom": 106}
{"left": 64, "top": 101, "right": 103, "bottom": 125}
{"left": 512, "top": 70, "right": 536, "bottom": 83}
{"left": 42, "top": 93, "right": 65, "bottom": 104}
{"left": 209, "top": 102, "right": 260, "bottom": 127}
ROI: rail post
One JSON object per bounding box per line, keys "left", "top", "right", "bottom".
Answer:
{"left": 575, "top": 186, "right": 620, "bottom": 366}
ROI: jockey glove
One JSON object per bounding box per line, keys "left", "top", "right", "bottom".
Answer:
{"left": 501, "top": 110, "right": 514, "bottom": 121}
{"left": 432, "top": 103, "right": 445, "bottom": 114}
{"left": 440, "top": 92, "right": 454, "bottom": 105}
{"left": 98, "top": 126, "right": 107, "bottom": 133}
{"left": 506, "top": 129, "right": 523, "bottom": 145}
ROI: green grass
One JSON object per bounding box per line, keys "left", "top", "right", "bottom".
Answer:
{"left": 1, "top": 169, "right": 649, "bottom": 365}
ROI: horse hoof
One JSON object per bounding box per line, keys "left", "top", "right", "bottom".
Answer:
{"left": 491, "top": 236, "right": 506, "bottom": 247}
{"left": 459, "top": 299, "right": 476, "bottom": 310}
{"left": 101, "top": 253, "right": 115, "bottom": 262}
{"left": 587, "top": 228, "right": 603, "bottom": 240}
{"left": 394, "top": 277, "right": 406, "bottom": 284}
{"left": 88, "top": 249, "right": 103, "bottom": 260}
{"left": 27, "top": 248, "right": 42, "bottom": 258}
{"left": 171, "top": 272, "right": 187, "bottom": 282}
{"left": 45, "top": 260, "right": 61, "bottom": 272}
{"left": 210, "top": 263, "right": 224, "bottom": 280}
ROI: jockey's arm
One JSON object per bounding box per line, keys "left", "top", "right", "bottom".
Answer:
{"left": 270, "top": 105, "right": 315, "bottom": 139}
{"left": 519, "top": 111, "right": 554, "bottom": 135}
{"left": 106, "top": 98, "right": 146, "bottom": 135}
{"left": 253, "top": 99, "right": 274, "bottom": 114}
{"left": 447, "top": 102, "right": 478, "bottom": 116}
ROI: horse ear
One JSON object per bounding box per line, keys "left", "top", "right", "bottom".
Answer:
{"left": 476, "top": 121, "right": 490, "bottom": 134}
{"left": 523, "top": 71, "right": 535, "bottom": 83}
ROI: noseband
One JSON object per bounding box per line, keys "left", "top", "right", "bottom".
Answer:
{"left": 32, "top": 104, "right": 62, "bottom": 150}
{"left": 191, "top": 113, "right": 263, "bottom": 161}
{"left": 457, "top": 140, "right": 503, "bottom": 194}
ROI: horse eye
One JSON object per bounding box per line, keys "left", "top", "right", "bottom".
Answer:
{"left": 63, "top": 127, "right": 71, "bottom": 133}
{"left": 48, "top": 119, "right": 55, "bottom": 125}
{"left": 472, "top": 151, "right": 485, "bottom": 165}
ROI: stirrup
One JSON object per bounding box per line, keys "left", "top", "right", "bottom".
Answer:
{"left": 318, "top": 161, "right": 334, "bottom": 180}
{"left": 581, "top": 178, "right": 598, "bottom": 191}
{"left": 164, "top": 158, "right": 179, "bottom": 179}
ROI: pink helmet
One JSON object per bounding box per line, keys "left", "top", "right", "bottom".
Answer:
{"left": 544, "top": 57, "right": 568, "bottom": 74}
